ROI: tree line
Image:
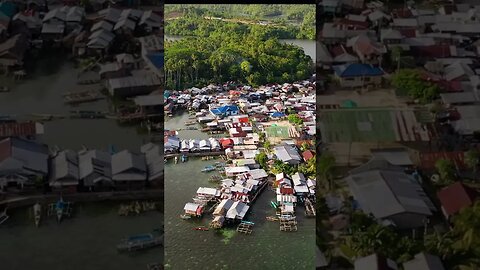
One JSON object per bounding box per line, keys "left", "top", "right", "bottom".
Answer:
{"left": 165, "top": 29, "right": 313, "bottom": 90}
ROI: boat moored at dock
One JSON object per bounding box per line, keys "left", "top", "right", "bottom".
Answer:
{"left": 117, "top": 233, "right": 163, "bottom": 252}
{"left": 33, "top": 203, "right": 42, "bottom": 227}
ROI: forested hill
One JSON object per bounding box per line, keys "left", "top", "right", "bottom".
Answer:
{"left": 165, "top": 4, "right": 315, "bottom": 40}
{"left": 165, "top": 31, "right": 314, "bottom": 90}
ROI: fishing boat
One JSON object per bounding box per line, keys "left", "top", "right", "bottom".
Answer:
{"left": 270, "top": 201, "right": 278, "bottom": 209}
{"left": 180, "top": 214, "right": 191, "bottom": 220}
{"left": 201, "top": 165, "right": 215, "bottom": 172}
{"left": 193, "top": 226, "right": 209, "bottom": 231}
{"left": 117, "top": 233, "right": 163, "bottom": 252}
{"left": 266, "top": 216, "right": 279, "bottom": 221}
{"left": 0, "top": 207, "right": 8, "bottom": 225}
{"left": 0, "top": 86, "right": 10, "bottom": 93}
{"left": 33, "top": 203, "right": 42, "bottom": 227}
{"left": 55, "top": 198, "right": 65, "bottom": 222}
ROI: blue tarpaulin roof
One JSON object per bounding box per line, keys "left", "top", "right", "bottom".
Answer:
{"left": 211, "top": 105, "right": 239, "bottom": 115}
{"left": 146, "top": 53, "right": 163, "bottom": 70}
{"left": 270, "top": 112, "right": 285, "bottom": 118}
{"left": 333, "top": 63, "right": 384, "bottom": 77}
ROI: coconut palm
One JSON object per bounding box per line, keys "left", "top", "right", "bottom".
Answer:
{"left": 464, "top": 149, "right": 480, "bottom": 181}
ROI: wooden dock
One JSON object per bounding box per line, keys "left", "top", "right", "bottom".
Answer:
{"left": 304, "top": 198, "right": 316, "bottom": 217}
{"left": 164, "top": 151, "right": 224, "bottom": 159}
{"left": 237, "top": 221, "right": 254, "bottom": 234}
{"left": 279, "top": 216, "right": 298, "bottom": 232}
{"left": 63, "top": 90, "right": 104, "bottom": 104}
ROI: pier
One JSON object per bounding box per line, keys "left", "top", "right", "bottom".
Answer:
{"left": 63, "top": 90, "right": 104, "bottom": 104}
{"left": 304, "top": 198, "right": 316, "bottom": 217}
{"left": 164, "top": 151, "right": 225, "bottom": 159}
{"left": 236, "top": 221, "right": 254, "bottom": 234}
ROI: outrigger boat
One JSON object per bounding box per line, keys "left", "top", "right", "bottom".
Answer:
{"left": 193, "top": 226, "right": 209, "bottom": 231}
{"left": 201, "top": 165, "right": 215, "bottom": 173}
{"left": 33, "top": 203, "right": 42, "bottom": 227}
{"left": 0, "top": 206, "right": 8, "bottom": 225}
{"left": 56, "top": 198, "right": 65, "bottom": 222}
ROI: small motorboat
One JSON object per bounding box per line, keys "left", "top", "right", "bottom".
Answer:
{"left": 0, "top": 86, "right": 10, "bottom": 93}
{"left": 33, "top": 203, "right": 42, "bottom": 227}
{"left": 181, "top": 155, "right": 187, "bottom": 162}
{"left": 0, "top": 207, "right": 9, "bottom": 225}
{"left": 193, "top": 226, "right": 209, "bottom": 231}
{"left": 174, "top": 156, "right": 178, "bottom": 164}
{"left": 180, "top": 214, "right": 191, "bottom": 220}
{"left": 201, "top": 165, "right": 215, "bottom": 173}
{"left": 55, "top": 198, "right": 65, "bottom": 222}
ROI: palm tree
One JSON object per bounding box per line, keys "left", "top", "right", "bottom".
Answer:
{"left": 319, "top": 151, "right": 336, "bottom": 191}
{"left": 464, "top": 149, "right": 480, "bottom": 181}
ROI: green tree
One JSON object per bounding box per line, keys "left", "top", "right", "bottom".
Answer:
{"left": 391, "top": 69, "right": 440, "bottom": 103}
{"left": 465, "top": 149, "right": 480, "bottom": 181}
{"left": 287, "top": 114, "right": 303, "bottom": 125}
{"left": 435, "top": 158, "right": 456, "bottom": 185}
{"left": 318, "top": 152, "right": 336, "bottom": 191}
{"left": 254, "top": 152, "right": 268, "bottom": 170}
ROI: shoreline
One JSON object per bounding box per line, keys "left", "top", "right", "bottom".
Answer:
{"left": 0, "top": 189, "right": 163, "bottom": 209}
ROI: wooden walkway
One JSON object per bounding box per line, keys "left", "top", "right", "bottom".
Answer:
{"left": 237, "top": 221, "right": 254, "bottom": 234}
{"left": 305, "top": 198, "right": 316, "bottom": 217}
{"left": 279, "top": 216, "right": 298, "bottom": 232}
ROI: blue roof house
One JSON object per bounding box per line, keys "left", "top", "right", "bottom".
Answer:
{"left": 210, "top": 105, "right": 239, "bottom": 118}
{"left": 333, "top": 63, "right": 385, "bottom": 88}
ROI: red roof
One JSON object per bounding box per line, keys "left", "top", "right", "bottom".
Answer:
{"left": 219, "top": 138, "right": 234, "bottom": 148}
{"left": 0, "top": 122, "right": 36, "bottom": 137}
{"left": 280, "top": 186, "right": 294, "bottom": 195}
{"left": 437, "top": 182, "right": 478, "bottom": 216}
{"left": 399, "top": 29, "right": 417, "bottom": 38}
{"left": 0, "top": 138, "right": 12, "bottom": 162}
{"left": 335, "top": 18, "right": 369, "bottom": 29}
{"left": 412, "top": 45, "right": 451, "bottom": 58}
{"left": 302, "top": 150, "right": 315, "bottom": 161}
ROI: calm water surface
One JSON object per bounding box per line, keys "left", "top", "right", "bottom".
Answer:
{"left": 164, "top": 115, "right": 315, "bottom": 270}
{"left": 0, "top": 203, "right": 163, "bottom": 270}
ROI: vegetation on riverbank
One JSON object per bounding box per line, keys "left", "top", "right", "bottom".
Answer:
{"left": 165, "top": 30, "right": 313, "bottom": 90}
{"left": 165, "top": 4, "right": 315, "bottom": 40}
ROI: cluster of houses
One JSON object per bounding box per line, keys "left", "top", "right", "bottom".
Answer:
{"left": 184, "top": 166, "right": 269, "bottom": 228}
{"left": 0, "top": 1, "right": 163, "bottom": 83}
{"left": 317, "top": 0, "right": 480, "bottom": 269}
{"left": 0, "top": 137, "right": 163, "bottom": 193}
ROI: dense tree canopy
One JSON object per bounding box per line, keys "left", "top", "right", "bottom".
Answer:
{"left": 165, "top": 29, "right": 313, "bottom": 90}
{"left": 165, "top": 5, "right": 315, "bottom": 40}
{"left": 391, "top": 69, "right": 440, "bottom": 104}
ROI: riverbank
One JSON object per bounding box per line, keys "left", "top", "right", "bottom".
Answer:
{"left": 0, "top": 190, "right": 164, "bottom": 209}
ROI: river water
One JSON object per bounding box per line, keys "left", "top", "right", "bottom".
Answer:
{"left": 0, "top": 203, "right": 163, "bottom": 270}
{"left": 164, "top": 114, "right": 315, "bottom": 269}
{"left": 0, "top": 56, "right": 149, "bottom": 151}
